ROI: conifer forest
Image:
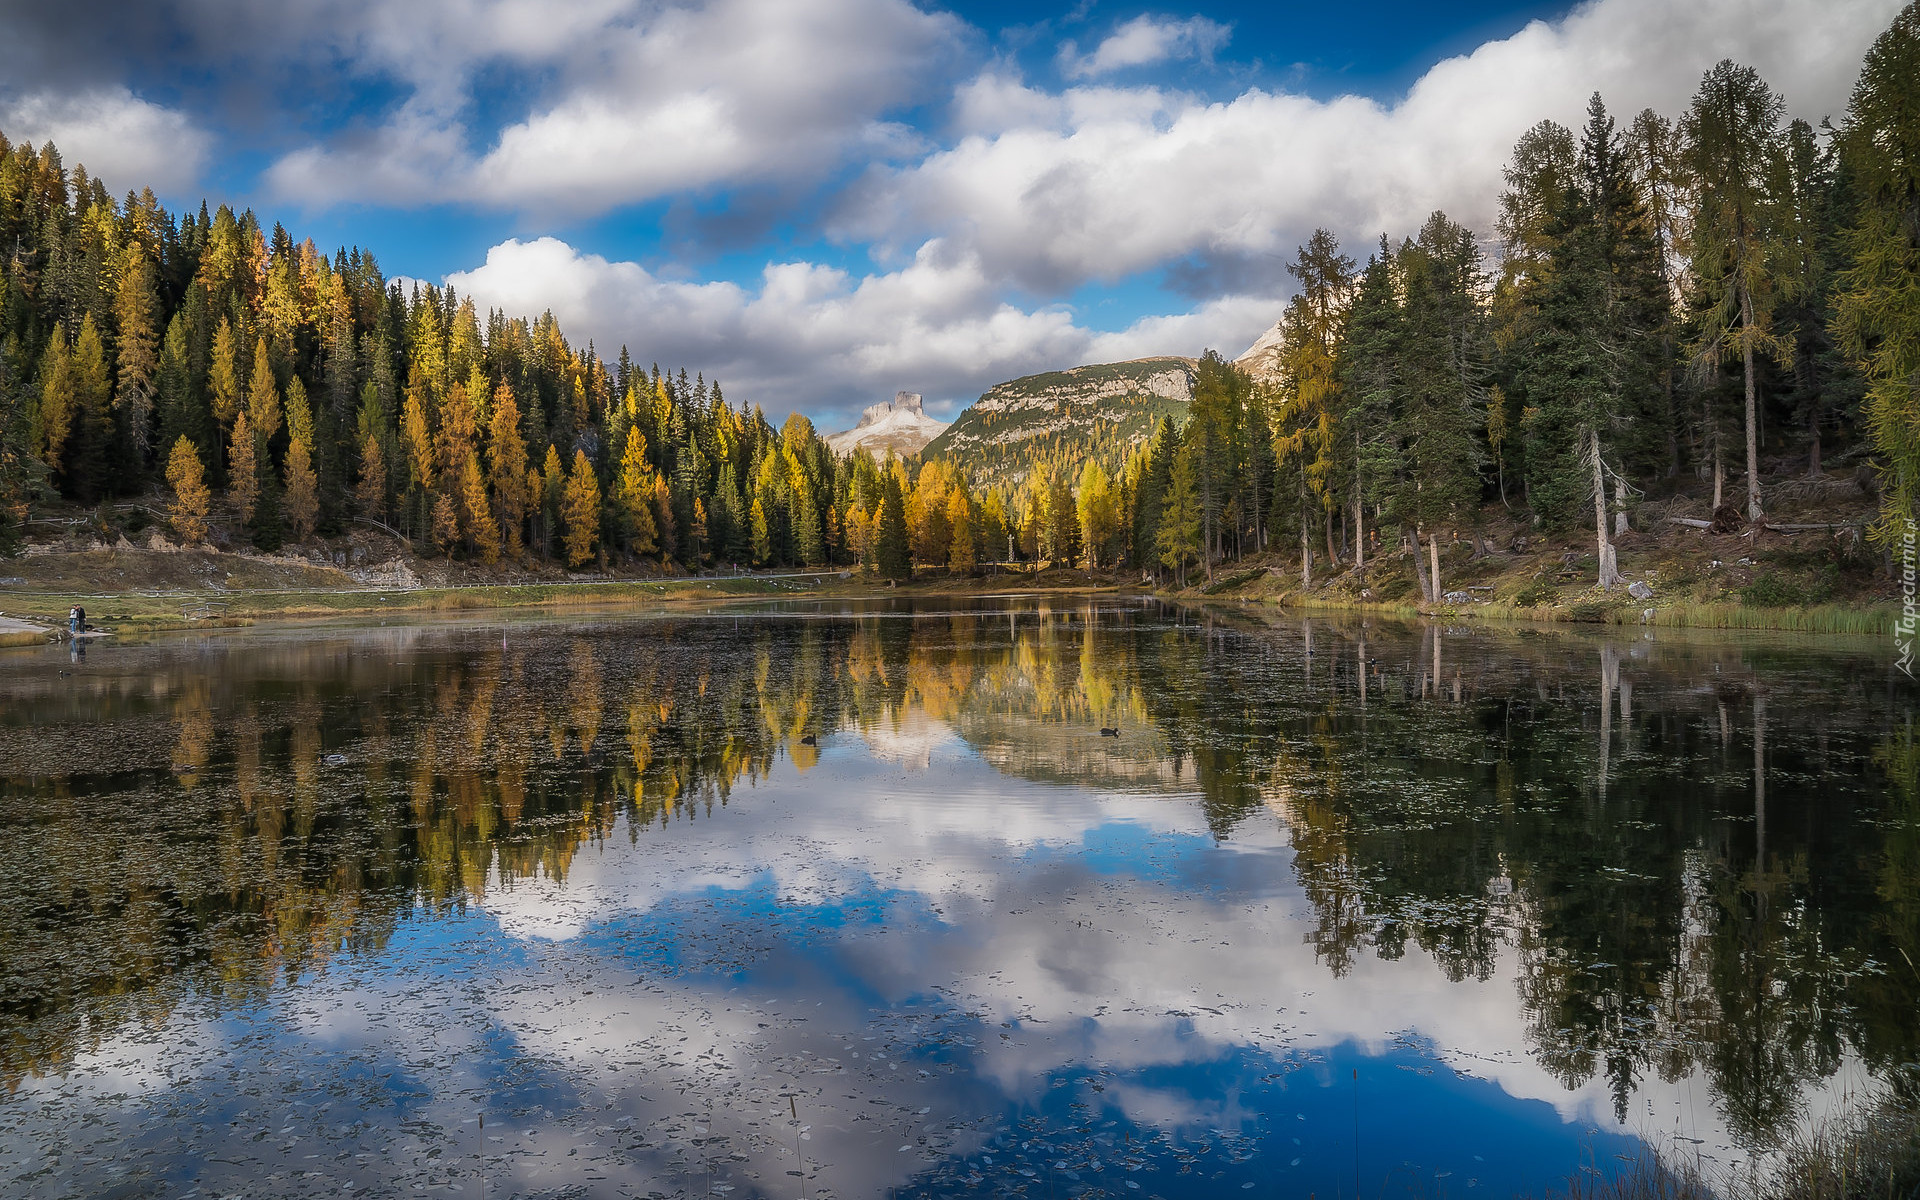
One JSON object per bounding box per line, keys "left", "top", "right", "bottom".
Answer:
{"left": 1, "top": 8, "right": 1917, "bottom": 605}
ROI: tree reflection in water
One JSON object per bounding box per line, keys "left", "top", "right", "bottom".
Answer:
{"left": 0, "top": 600, "right": 1912, "bottom": 1171}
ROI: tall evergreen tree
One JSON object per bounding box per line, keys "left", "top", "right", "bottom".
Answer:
{"left": 875, "top": 472, "right": 911, "bottom": 581}
{"left": 1685, "top": 59, "right": 1786, "bottom": 520}
{"left": 1837, "top": 1, "right": 1920, "bottom": 547}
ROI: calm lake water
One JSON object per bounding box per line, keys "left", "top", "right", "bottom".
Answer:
{"left": 1, "top": 598, "right": 1915, "bottom": 1199}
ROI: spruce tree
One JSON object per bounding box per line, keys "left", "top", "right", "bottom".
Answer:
{"left": 875, "top": 473, "right": 911, "bottom": 580}
{"left": 1156, "top": 443, "right": 1203, "bottom": 582}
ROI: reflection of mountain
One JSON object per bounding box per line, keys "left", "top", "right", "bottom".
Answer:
{"left": 0, "top": 602, "right": 1913, "bottom": 1166}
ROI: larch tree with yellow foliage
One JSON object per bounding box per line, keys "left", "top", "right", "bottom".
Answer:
{"left": 207, "top": 317, "right": 243, "bottom": 431}
{"left": 459, "top": 451, "right": 500, "bottom": 563}
{"left": 165, "top": 436, "right": 211, "bottom": 544}
{"left": 947, "top": 485, "right": 976, "bottom": 573}
{"left": 562, "top": 448, "right": 602, "bottom": 568}
{"left": 229, "top": 410, "right": 259, "bottom": 522}
{"left": 617, "top": 427, "right": 658, "bottom": 557}
{"left": 356, "top": 432, "right": 388, "bottom": 521}
{"left": 487, "top": 386, "right": 530, "bottom": 555}
{"left": 284, "top": 437, "right": 319, "bottom": 541}
{"left": 247, "top": 336, "right": 282, "bottom": 449}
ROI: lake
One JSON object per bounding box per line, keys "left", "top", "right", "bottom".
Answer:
{"left": 1, "top": 597, "right": 1914, "bottom": 1199}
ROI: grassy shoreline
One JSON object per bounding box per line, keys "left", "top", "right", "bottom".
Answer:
{"left": 1219, "top": 590, "right": 1901, "bottom": 635}
{"left": 0, "top": 543, "right": 1899, "bottom": 641}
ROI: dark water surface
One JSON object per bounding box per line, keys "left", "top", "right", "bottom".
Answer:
{"left": 1, "top": 598, "right": 1915, "bottom": 1199}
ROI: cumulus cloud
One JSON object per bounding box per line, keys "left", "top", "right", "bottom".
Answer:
{"left": 265, "top": 0, "right": 960, "bottom": 213}
{"left": 841, "top": 0, "right": 1900, "bottom": 293}
{"left": 1058, "top": 14, "right": 1232, "bottom": 79}
{"left": 443, "top": 236, "right": 1274, "bottom": 428}
{"left": 0, "top": 88, "right": 211, "bottom": 195}
{"left": 414, "top": 0, "right": 1895, "bottom": 422}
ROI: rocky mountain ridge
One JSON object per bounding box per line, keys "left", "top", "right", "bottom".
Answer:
{"left": 919, "top": 357, "right": 1197, "bottom": 486}
{"left": 824, "top": 391, "right": 949, "bottom": 458}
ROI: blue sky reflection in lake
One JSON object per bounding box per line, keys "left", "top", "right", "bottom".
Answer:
{"left": 1, "top": 600, "right": 1912, "bottom": 1198}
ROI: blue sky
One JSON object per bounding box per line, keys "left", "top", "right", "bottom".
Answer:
{"left": 0, "top": 0, "right": 1898, "bottom": 428}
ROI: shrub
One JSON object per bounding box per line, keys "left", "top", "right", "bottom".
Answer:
{"left": 1513, "top": 576, "right": 1559, "bottom": 607}
{"left": 1743, "top": 570, "right": 1806, "bottom": 607}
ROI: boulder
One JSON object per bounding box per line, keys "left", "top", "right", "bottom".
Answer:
{"left": 1627, "top": 580, "right": 1654, "bottom": 600}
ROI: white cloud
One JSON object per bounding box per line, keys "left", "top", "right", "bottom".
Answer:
{"left": 266, "top": 0, "right": 960, "bottom": 213}
{"left": 443, "top": 236, "right": 1273, "bottom": 427}
{"left": 0, "top": 88, "right": 210, "bottom": 196}
{"left": 1059, "top": 14, "right": 1233, "bottom": 80}
{"left": 411, "top": 0, "right": 1894, "bottom": 424}
{"left": 842, "top": 0, "right": 1900, "bottom": 293}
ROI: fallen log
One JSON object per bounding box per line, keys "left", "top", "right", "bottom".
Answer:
{"left": 1762, "top": 521, "right": 1867, "bottom": 533}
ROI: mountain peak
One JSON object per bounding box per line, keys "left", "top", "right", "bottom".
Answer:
{"left": 826, "top": 390, "right": 948, "bottom": 458}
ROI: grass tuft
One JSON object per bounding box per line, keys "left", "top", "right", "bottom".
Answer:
{"left": 1540, "top": 1095, "right": 1920, "bottom": 1200}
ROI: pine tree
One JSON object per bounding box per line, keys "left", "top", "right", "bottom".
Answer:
{"left": 562, "top": 447, "right": 600, "bottom": 568}
{"left": 165, "top": 435, "right": 210, "bottom": 544}
{"left": 1338, "top": 243, "right": 1404, "bottom": 567}
{"left": 1130, "top": 419, "right": 1174, "bottom": 567}
{"left": 154, "top": 313, "right": 209, "bottom": 466}
{"left": 1509, "top": 95, "right": 1670, "bottom": 586}
{"left": 875, "top": 472, "right": 910, "bottom": 580}
{"left": 1395, "top": 214, "right": 1490, "bottom": 601}
{"left": 795, "top": 484, "right": 824, "bottom": 566}
{"left": 1275, "top": 230, "right": 1356, "bottom": 568}
{"left": 1157, "top": 443, "right": 1203, "bottom": 581}
{"left": 1685, "top": 59, "right": 1786, "bottom": 521}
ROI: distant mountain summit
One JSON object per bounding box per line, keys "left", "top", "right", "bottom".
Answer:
{"left": 1235, "top": 320, "right": 1286, "bottom": 382}
{"left": 825, "top": 391, "right": 949, "bottom": 458}
{"left": 921, "top": 357, "right": 1196, "bottom": 487}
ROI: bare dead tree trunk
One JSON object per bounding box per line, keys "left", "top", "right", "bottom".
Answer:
{"left": 1740, "top": 280, "right": 1764, "bottom": 521}
{"left": 1353, "top": 494, "right": 1365, "bottom": 570}
{"left": 1592, "top": 429, "right": 1619, "bottom": 590}
{"left": 1410, "top": 525, "right": 1429, "bottom": 603}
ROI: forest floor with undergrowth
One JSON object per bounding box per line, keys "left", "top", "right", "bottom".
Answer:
{"left": 1167, "top": 466, "right": 1902, "bottom": 634}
